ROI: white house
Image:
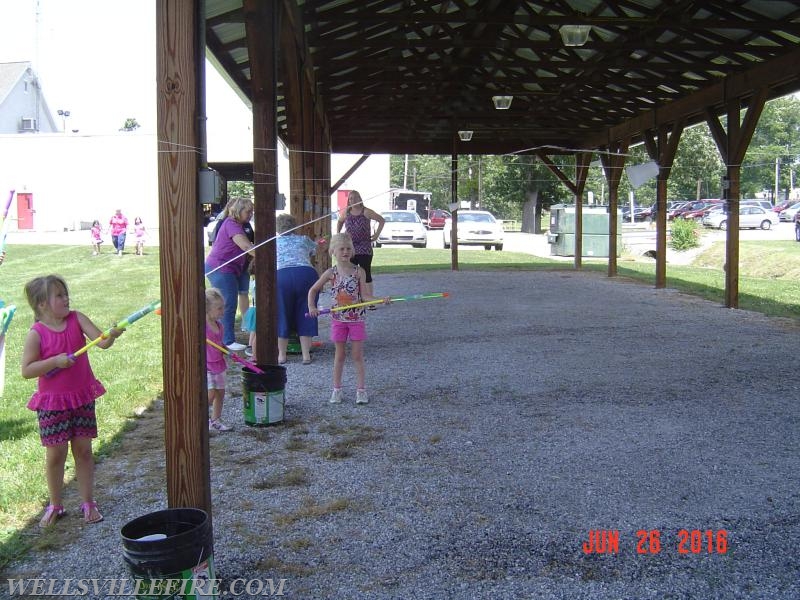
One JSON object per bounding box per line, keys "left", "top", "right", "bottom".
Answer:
{"left": 0, "top": 61, "right": 58, "bottom": 135}
{"left": 0, "top": 61, "right": 389, "bottom": 235}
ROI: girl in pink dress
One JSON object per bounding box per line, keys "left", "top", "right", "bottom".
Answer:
{"left": 21, "top": 275, "right": 122, "bottom": 527}
{"left": 90, "top": 220, "right": 103, "bottom": 255}
{"left": 133, "top": 217, "right": 147, "bottom": 256}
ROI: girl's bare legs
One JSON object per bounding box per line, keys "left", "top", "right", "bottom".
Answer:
{"left": 249, "top": 331, "right": 257, "bottom": 362}
{"left": 299, "top": 335, "right": 313, "bottom": 363}
{"left": 277, "top": 337, "right": 288, "bottom": 364}
{"left": 71, "top": 437, "right": 101, "bottom": 521}
{"left": 332, "top": 342, "right": 347, "bottom": 388}
{"left": 364, "top": 281, "right": 375, "bottom": 298}
{"left": 44, "top": 444, "right": 68, "bottom": 507}
{"left": 208, "top": 388, "right": 224, "bottom": 421}
{"left": 351, "top": 340, "right": 366, "bottom": 389}
{"left": 238, "top": 292, "right": 249, "bottom": 325}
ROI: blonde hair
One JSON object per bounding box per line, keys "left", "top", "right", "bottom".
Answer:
{"left": 346, "top": 190, "right": 363, "bottom": 213}
{"left": 226, "top": 197, "right": 254, "bottom": 223}
{"left": 328, "top": 232, "right": 354, "bottom": 255}
{"left": 205, "top": 288, "right": 225, "bottom": 317}
{"left": 24, "top": 275, "right": 69, "bottom": 320}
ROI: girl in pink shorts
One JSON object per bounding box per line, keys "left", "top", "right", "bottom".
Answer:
{"left": 206, "top": 288, "right": 231, "bottom": 431}
{"left": 307, "top": 233, "right": 387, "bottom": 405}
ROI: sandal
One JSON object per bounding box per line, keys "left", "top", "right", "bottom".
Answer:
{"left": 302, "top": 357, "right": 313, "bottom": 365}
{"left": 39, "top": 504, "right": 67, "bottom": 528}
{"left": 80, "top": 501, "right": 104, "bottom": 524}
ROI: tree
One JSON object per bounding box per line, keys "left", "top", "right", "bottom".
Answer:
{"left": 119, "top": 118, "right": 141, "bottom": 132}
{"left": 669, "top": 124, "right": 725, "bottom": 200}
{"left": 228, "top": 181, "right": 254, "bottom": 199}
{"left": 742, "top": 96, "right": 800, "bottom": 200}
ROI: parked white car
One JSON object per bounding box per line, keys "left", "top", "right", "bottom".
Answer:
{"left": 375, "top": 210, "right": 427, "bottom": 248}
{"left": 443, "top": 210, "right": 504, "bottom": 250}
{"left": 701, "top": 205, "right": 779, "bottom": 230}
{"left": 778, "top": 201, "right": 800, "bottom": 222}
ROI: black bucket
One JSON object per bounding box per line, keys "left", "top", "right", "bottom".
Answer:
{"left": 242, "top": 365, "right": 287, "bottom": 426}
{"left": 121, "top": 508, "right": 216, "bottom": 599}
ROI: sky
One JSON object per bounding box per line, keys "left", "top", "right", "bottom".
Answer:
{"left": 0, "top": 0, "right": 254, "bottom": 159}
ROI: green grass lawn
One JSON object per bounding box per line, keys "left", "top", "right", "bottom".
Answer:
{"left": 0, "top": 246, "right": 163, "bottom": 567}
{"left": 0, "top": 239, "right": 797, "bottom": 567}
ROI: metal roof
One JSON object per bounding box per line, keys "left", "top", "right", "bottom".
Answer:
{"left": 205, "top": 0, "right": 800, "bottom": 155}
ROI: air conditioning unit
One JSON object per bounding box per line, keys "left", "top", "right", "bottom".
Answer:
{"left": 20, "top": 117, "right": 37, "bottom": 132}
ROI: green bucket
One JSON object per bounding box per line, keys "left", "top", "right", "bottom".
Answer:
{"left": 242, "top": 365, "right": 286, "bottom": 426}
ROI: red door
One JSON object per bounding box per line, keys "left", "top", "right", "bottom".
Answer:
{"left": 337, "top": 189, "right": 350, "bottom": 213}
{"left": 16, "top": 193, "right": 34, "bottom": 229}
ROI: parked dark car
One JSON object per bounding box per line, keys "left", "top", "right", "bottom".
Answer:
{"left": 620, "top": 207, "right": 650, "bottom": 222}
{"left": 427, "top": 208, "right": 451, "bottom": 229}
{"left": 667, "top": 201, "right": 692, "bottom": 220}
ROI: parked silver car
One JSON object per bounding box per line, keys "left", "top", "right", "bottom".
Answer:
{"left": 778, "top": 201, "right": 800, "bottom": 222}
{"left": 701, "top": 205, "right": 778, "bottom": 230}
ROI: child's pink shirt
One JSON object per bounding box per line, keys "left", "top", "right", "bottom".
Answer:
{"left": 27, "top": 311, "right": 106, "bottom": 411}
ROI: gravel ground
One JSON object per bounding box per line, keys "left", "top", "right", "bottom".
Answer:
{"left": 3, "top": 269, "right": 799, "bottom": 599}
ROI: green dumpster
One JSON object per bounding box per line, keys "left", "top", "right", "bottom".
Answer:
{"left": 547, "top": 204, "right": 621, "bottom": 257}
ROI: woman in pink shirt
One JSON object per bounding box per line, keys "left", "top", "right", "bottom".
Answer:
{"left": 109, "top": 209, "right": 129, "bottom": 256}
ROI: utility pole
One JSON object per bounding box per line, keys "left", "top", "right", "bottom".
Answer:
{"left": 774, "top": 157, "right": 780, "bottom": 203}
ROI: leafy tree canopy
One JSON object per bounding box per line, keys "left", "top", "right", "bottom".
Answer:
{"left": 119, "top": 118, "right": 140, "bottom": 132}
{"left": 387, "top": 95, "right": 800, "bottom": 217}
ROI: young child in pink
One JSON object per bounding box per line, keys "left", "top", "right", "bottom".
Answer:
{"left": 90, "top": 220, "right": 103, "bottom": 255}
{"left": 133, "top": 217, "right": 147, "bottom": 256}
{"left": 206, "top": 288, "right": 231, "bottom": 432}
{"left": 307, "top": 233, "right": 387, "bottom": 405}
{"left": 21, "top": 275, "right": 122, "bottom": 527}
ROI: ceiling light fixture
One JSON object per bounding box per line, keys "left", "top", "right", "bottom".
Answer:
{"left": 492, "top": 95, "right": 513, "bottom": 110}
{"left": 458, "top": 130, "right": 473, "bottom": 141}
{"left": 559, "top": 24, "right": 591, "bottom": 47}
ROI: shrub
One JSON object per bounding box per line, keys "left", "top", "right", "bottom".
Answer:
{"left": 670, "top": 218, "right": 701, "bottom": 251}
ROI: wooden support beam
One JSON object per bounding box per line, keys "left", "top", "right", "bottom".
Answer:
{"left": 244, "top": 0, "right": 279, "bottom": 365}
{"left": 707, "top": 88, "right": 768, "bottom": 308}
{"left": 331, "top": 155, "right": 371, "bottom": 194}
{"left": 156, "top": 0, "right": 211, "bottom": 513}
{"left": 537, "top": 151, "right": 591, "bottom": 267}
{"left": 601, "top": 139, "right": 629, "bottom": 277}
{"left": 450, "top": 148, "right": 459, "bottom": 270}
{"left": 643, "top": 119, "right": 684, "bottom": 288}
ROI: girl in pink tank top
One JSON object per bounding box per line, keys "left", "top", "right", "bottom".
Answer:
{"left": 21, "top": 275, "right": 122, "bottom": 527}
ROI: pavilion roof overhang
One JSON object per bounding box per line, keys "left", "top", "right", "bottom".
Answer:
{"left": 204, "top": 0, "right": 800, "bottom": 156}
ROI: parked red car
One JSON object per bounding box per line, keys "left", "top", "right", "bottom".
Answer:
{"left": 427, "top": 208, "right": 451, "bottom": 229}
{"left": 676, "top": 201, "right": 722, "bottom": 220}
{"left": 773, "top": 200, "right": 795, "bottom": 214}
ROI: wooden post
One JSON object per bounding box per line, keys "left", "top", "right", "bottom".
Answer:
{"left": 706, "top": 87, "right": 768, "bottom": 308}
{"left": 450, "top": 148, "right": 459, "bottom": 270}
{"left": 245, "top": 0, "right": 279, "bottom": 365}
{"left": 601, "top": 139, "right": 629, "bottom": 277}
{"left": 156, "top": 0, "right": 211, "bottom": 513}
